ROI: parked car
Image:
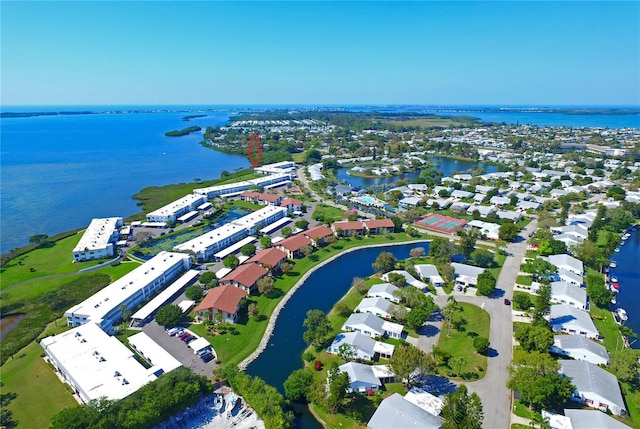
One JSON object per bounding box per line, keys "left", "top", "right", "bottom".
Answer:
{"left": 181, "top": 335, "right": 194, "bottom": 342}
{"left": 178, "top": 332, "right": 190, "bottom": 340}
{"left": 200, "top": 352, "right": 214, "bottom": 363}
{"left": 197, "top": 347, "right": 211, "bottom": 357}
{"left": 504, "top": 298, "right": 511, "bottom": 305}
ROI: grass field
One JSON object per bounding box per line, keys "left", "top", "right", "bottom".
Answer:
{"left": 312, "top": 204, "right": 347, "bottom": 224}
{"left": 515, "top": 275, "right": 533, "bottom": 286}
{"left": 436, "top": 302, "right": 490, "bottom": 380}
{"left": 387, "top": 117, "right": 475, "bottom": 128}
{"left": 2, "top": 341, "right": 78, "bottom": 429}
{"left": 0, "top": 233, "right": 102, "bottom": 288}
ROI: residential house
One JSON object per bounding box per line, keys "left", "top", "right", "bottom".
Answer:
{"left": 548, "top": 254, "right": 584, "bottom": 277}
{"left": 414, "top": 264, "right": 445, "bottom": 287}
{"left": 563, "top": 409, "right": 631, "bottom": 429}
{"left": 381, "top": 270, "right": 429, "bottom": 290}
{"left": 451, "top": 262, "right": 485, "bottom": 287}
{"left": 367, "top": 393, "right": 444, "bottom": 429}
{"left": 466, "top": 220, "right": 500, "bottom": 240}
{"left": 239, "top": 191, "right": 261, "bottom": 203}
{"left": 548, "top": 304, "right": 600, "bottom": 340}
{"left": 466, "top": 205, "right": 495, "bottom": 218}
{"left": 560, "top": 360, "right": 626, "bottom": 416}
{"left": 338, "top": 362, "right": 382, "bottom": 393}
{"left": 327, "top": 331, "right": 394, "bottom": 360}
{"left": 399, "top": 197, "right": 422, "bottom": 208}
{"left": 279, "top": 197, "right": 302, "bottom": 213}
{"left": 404, "top": 388, "right": 445, "bottom": 417}
{"left": 303, "top": 225, "right": 335, "bottom": 246}
{"left": 219, "top": 263, "right": 269, "bottom": 294}
{"left": 558, "top": 268, "right": 584, "bottom": 287}
{"left": 367, "top": 283, "right": 400, "bottom": 303}
{"left": 332, "top": 221, "right": 365, "bottom": 237}
{"left": 257, "top": 193, "right": 282, "bottom": 206}
{"left": 550, "top": 281, "right": 588, "bottom": 310}
{"left": 550, "top": 335, "right": 609, "bottom": 366}
{"left": 342, "top": 312, "right": 404, "bottom": 339}
{"left": 245, "top": 247, "right": 288, "bottom": 273}
{"left": 193, "top": 285, "right": 247, "bottom": 324}
{"left": 490, "top": 195, "right": 511, "bottom": 207}
{"left": 496, "top": 210, "right": 522, "bottom": 222}
{"left": 363, "top": 219, "right": 395, "bottom": 235}
{"left": 275, "top": 234, "right": 313, "bottom": 259}
{"left": 450, "top": 201, "right": 471, "bottom": 214}
{"left": 451, "top": 190, "right": 474, "bottom": 200}
{"left": 356, "top": 297, "right": 399, "bottom": 320}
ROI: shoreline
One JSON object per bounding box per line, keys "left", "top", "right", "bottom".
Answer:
{"left": 237, "top": 238, "right": 430, "bottom": 371}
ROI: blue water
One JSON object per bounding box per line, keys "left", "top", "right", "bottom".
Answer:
{"left": 334, "top": 157, "right": 498, "bottom": 188}
{"left": 0, "top": 111, "right": 250, "bottom": 253}
{"left": 246, "top": 241, "right": 430, "bottom": 428}
{"left": 608, "top": 229, "right": 640, "bottom": 349}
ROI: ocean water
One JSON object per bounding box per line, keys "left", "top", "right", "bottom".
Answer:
{"left": 0, "top": 111, "right": 250, "bottom": 253}
{"left": 1, "top": 105, "right": 638, "bottom": 253}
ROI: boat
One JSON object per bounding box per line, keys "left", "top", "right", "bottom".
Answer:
{"left": 617, "top": 308, "right": 628, "bottom": 321}
{"left": 620, "top": 240, "right": 626, "bottom": 246}
{"left": 611, "top": 296, "right": 617, "bottom": 305}
{"left": 611, "top": 276, "right": 619, "bottom": 283}
{"left": 614, "top": 247, "right": 621, "bottom": 253}
{"left": 610, "top": 260, "right": 617, "bottom": 268}
{"left": 228, "top": 393, "right": 238, "bottom": 410}
{"left": 212, "top": 394, "right": 224, "bottom": 411}
{"left": 611, "top": 282, "right": 620, "bottom": 290}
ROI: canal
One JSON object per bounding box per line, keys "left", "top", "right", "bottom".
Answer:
{"left": 608, "top": 227, "right": 640, "bottom": 349}
{"left": 246, "top": 241, "right": 431, "bottom": 428}
{"left": 333, "top": 156, "right": 499, "bottom": 188}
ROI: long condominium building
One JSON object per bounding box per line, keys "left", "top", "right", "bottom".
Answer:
{"left": 40, "top": 322, "right": 162, "bottom": 404}
{"left": 146, "top": 194, "right": 206, "bottom": 224}
{"left": 72, "top": 217, "right": 124, "bottom": 262}
{"left": 193, "top": 173, "right": 292, "bottom": 199}
{"left": 174, "top": 205, "right": 287, "bottom": 261}
{"left": 65, "top": 251, "right": 191, "bottom": 333}
{"left": 254, "top": 161, "right": 297, "bottom": 176}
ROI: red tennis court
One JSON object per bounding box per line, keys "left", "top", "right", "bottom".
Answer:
{"left": 414, "top": 213, "right": 467, "bottom": 233}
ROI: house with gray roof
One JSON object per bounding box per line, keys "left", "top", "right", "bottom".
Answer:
{"left": 496, "top": 209, "right": 522, "bottom": 222}
{"left": 466, "top": 204, "right": 495, "bottom": 218}
{"left": 548, "top": 304, "right": 600, "bottom": 340}
{"left": 517, "top": 200, "right": 541, "bottom": 211}
{"left": 558, "top": 268, "right": 583, "bottom": 287}
{"left": 550, "top": 281, "right": 588, "bottom": 311}
{"left": 490, "top": 195, "right": 511, "bottom": 206}
{"left": 451, "top": 262, "right": 485, "bottom": 287}
{"left": 367, "top": 393, "right": 443, "bottom": 429}
{"left": 451, "top": 190, "right": 474, "bottom": 200}
{"left": 399, "top": 197, "right": 422, "bottom": 208}
{"left": 367, "top": 283, "right": 400, "bottom": 303}
{"left": 381, "top": 270, "right": 428, "bottom": 291}
{"left": 475, "top": 185, "right": 494, "bottom": 194}
{"left": 356, "top": 297, "right": 399, "bottom": 320}
{"left": 560, "top": 360, "right": 626, "bottom": 416}
{"left": 338, "top": 362, "right": 382, "bottom": 393}
{"left": 414, "top": 264, "right": 444, "bottom": 287}
{"left": 563, "top": 409, "right": 631, "bottom": 429}
{"left": 342, "top": 312, "right": 404, "bottom": 339}
{"left": 327, "top": 331, "right": 394, "bottom": 360}
{"left": 550, "top": 335, "right": 609, "bottom": 366}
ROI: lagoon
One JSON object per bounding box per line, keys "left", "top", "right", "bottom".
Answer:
{"left": 334, "top": 156, "right": 498, "bottom": 188}
{"left": 246, "top": 241, "right": 430, "bottom": 428}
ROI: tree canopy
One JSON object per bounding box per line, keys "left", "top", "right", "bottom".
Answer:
{"left": 441, "top": 384, "right": 484, "bottom": 429}
{"left": 303, "top": 309, "right": 332, "bottom": 348}
{"left": 476, "top": 271, "right": 496, "bottom": 296}
{"left": 372, "top": 252, "right": 397, "bottom": 273}
{"left": 155, "top": 304, "right": 183, "bottom": 327}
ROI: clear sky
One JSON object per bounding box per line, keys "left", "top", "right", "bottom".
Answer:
{"left": 2, "top": 1, "right": 639, "bottom": 106}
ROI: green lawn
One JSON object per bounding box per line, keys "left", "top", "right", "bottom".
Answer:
{"left": 590, "top": 305, "right": 623, "bottom": 352}
{"left": 0, "top": 233, "right": 105, "bottom": 288}
{"left": 436, "top": 302, "right": 490, "bottom": 380}
{"left": 515, "top": 275, "right": 533, "bottom": 286}
{"left": 1, "top": 341, "right": 77, "bottom": 429}
{"left": 312, "top": 204, "right": 347, "bottom": 223}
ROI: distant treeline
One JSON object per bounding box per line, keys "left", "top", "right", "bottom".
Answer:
{"left": 1, "top": 111, "right": 95, "bottom": 118}
{"left": 182, "top": 114, "right": 207, "bottom": 121}
{"left": 165, "top": 126, "right": 202, "bottom": 137}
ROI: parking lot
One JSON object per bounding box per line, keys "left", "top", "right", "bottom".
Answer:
{"left": 142, "top": 320, "right": 218, "bottom": 376}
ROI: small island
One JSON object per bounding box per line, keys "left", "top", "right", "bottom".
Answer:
{"left": 164, "top": 125, "right": 202, "bottom": 137}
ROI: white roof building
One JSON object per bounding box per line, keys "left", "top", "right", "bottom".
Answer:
{"left": 451, "top": 262, "right": 485, "bottom": 287}
{"left": 551, "top": 335, "right": 609, "bottom": 366}
{"left": 327, "top": 332, "right": 394, "bottom": 360}
{"left": 72, "top": 217, "right": 123, "bottom": 262}
{"left": 563, "top": 409, "right": 632, "bottom": 428}
{"left": 338, "top": 362, "right": 382, "bottom": 393}
{"left": 550, "top": 281, "right": 588, "bottom": 311}
{"left": 404, "top": 387, "right": 444, "bottom": 417}
{"left": 548, "top": 304, "right": 600, "bottom": 340}
{"left": 146, "top": 194, "right": 206, "bottom": 223}
{"left": 414, "top": 264, "right": 444, "bottom": 287}
{"left": 254, "top": 161, "right": 297, "bottom": 176}
{"left": 368, "top": 393, "right": 443, "bottom": 429}
{"left": 40, "top": 323, "right": 160, "bottom": 404}
{"left": 466, "top": 219, "right": 501, "bottom": 240}
{"left": 560, "top": 360, "right": 626, "bottom": 416}
{"left": 173, "top": 206, "right": 287, "bottom": 261}
{"left": 193, "top": 173, "right": 292, "bottom": 198}
{"left": 548, "top": 254, "right": 584, "bottom": 276}
{"left": 367, "top": 283, "right": 400, "bottom": 303}
{"left": 381, "top": 270, "right": 429, "bottom": 290}
{"left": 342, "top": 312, "right": 404, "bottom": 339}
{"left": 65, "top": 251, "right": 191, "bottom": 333}
{"left": 355, "top": 297, "right": 399, "bottom": 320}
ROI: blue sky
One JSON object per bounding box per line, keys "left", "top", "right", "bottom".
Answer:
{"left": 2, "top": 1, "right": 638, "bottom": 106}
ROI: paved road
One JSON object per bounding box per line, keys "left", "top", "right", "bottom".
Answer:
{"left": 462, "top": 219, "right": 537, "bottom": 429}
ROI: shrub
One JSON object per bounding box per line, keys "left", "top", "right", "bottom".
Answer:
{"left": 314, "top": 360, "right": 323, "bottom": 371}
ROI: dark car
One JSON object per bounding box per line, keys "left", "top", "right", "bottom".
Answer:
{"left": 178, "top": 332, "right": 190, "bottom": 340}
{"left": 200, "top": 352, "right": 214, "bottom": 363}
{"left": 184, "top": 336, "right": 196, "bottom": 344}
{"left": 504, "top": 298, "right": 511, "bottom": 305}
